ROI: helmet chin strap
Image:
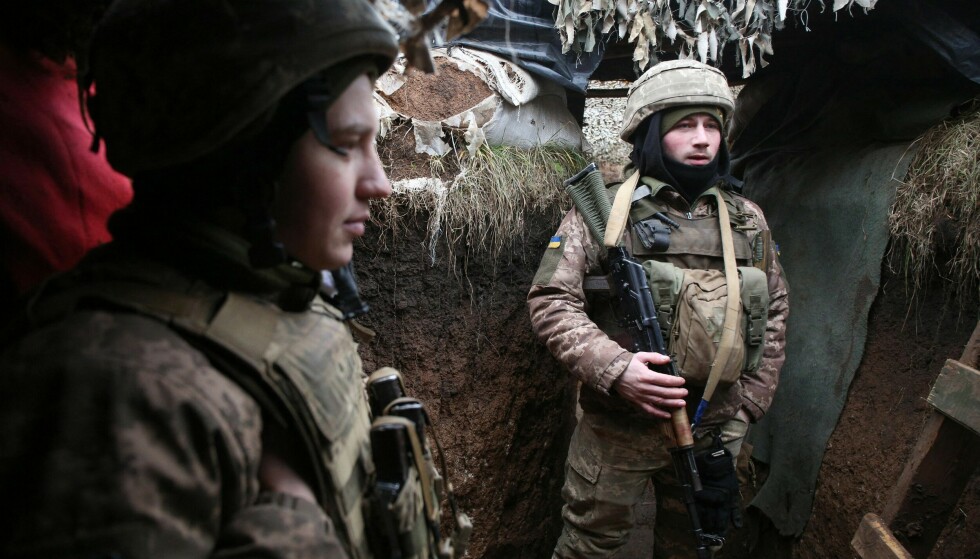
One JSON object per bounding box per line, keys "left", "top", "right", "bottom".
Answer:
{"left": 246, "top": 72, "right": 348, "bottom": 269}
{"left": 246, "top": 211, "right": 289, "bottom": 268}
{"left": 303, "top": 72, "right": 348, "bottom": 155}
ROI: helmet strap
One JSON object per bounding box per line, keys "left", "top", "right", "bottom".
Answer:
{"left": 303, "top": 72, "right": 347, "bottom": 155}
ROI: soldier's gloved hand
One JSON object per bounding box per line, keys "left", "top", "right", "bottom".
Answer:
{"left": 613, "top": 352, "right": 688, "bottom": 419}
{"left": 693, "top": 441, "right": 740, "bottom": 537}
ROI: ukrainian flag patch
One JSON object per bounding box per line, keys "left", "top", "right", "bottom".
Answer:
{"left": 548, "top": 236, "right": 562, "bottom": 249}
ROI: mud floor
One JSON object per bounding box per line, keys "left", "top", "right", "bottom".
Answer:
{"left": 355, "top": 209, "right": 977, "bottom": 558}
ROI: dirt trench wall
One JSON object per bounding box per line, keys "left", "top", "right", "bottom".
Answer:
{"left": 354, "top": 210, "right": 575, "bottom": 558}
{"left": 351, "top": 201, "right": 979, "bottom": 559}
{"left": 793, "top": 266, "right": 979, "bottom": 559}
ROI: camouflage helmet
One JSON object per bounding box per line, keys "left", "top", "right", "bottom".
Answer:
{"left": 619, "top": 59, "right": 734, "bottom": 142}
{"left": 88, "top": 0, "right": 399, "bottom": 175}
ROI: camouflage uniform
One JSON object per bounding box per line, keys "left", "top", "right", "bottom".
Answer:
{"left": 0, "top": 0, "right": 405, "bottom": 556}
{"left": 0, "top": 216, "right": 380, "bottom": 558}
{"left": 528, "top": 175, "right": 789, "bottom": 558}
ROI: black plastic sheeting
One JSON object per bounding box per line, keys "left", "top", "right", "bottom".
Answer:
{"left": 891, "top": 0, "right": 980, "bottom": 85}
{"left": 445, "top": 0, "right": 603, "bottom": 93}
{"left": 730, "top": 0, "right": 978, "bottom": 537}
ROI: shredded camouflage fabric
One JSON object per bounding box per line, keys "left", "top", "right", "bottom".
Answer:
{"left": 549, "top": 0, "right": 879, "bottom": 76}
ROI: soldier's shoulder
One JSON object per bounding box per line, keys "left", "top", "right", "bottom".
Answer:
{"left": 4, "top": 308, "right": 261, "bottom": 422}
{"left": 724, "top": 188, "right": 770, "bottom": 222}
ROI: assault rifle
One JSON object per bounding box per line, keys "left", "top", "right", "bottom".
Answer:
{"left": 366, "top": 369, "right": 473, "bottom": 559}
{"left": 607, "top": 245, "right": 724, "bottom": 558}
{"left": 369, "top": 421, "right": 413, "bottom": 559}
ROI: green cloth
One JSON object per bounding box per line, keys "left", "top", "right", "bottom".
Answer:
{"left": 730, "top": 35, "right": 976, "bottom": 536}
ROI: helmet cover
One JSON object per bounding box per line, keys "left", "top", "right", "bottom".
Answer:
{"left": 620, "top": 59, "right": 734, "bottom": 142}
{"left": 88, "top": 0, "right": 399, "bottom": 175}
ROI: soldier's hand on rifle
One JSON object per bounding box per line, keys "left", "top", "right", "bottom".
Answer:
{"left": 613, "top": 352, "right": 688, "bottom": 419}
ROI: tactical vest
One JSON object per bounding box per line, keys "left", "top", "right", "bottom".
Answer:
{"left": 20, "top": 263, "right": 379, "bottom": 558}
{"left": 586, "top": 178, "right": 770, "bottom": 386}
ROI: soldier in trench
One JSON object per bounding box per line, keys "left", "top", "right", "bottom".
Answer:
{"left": 528, "top": 60, "right": 790, "bottom": 558}
{"left": 0, "top": 0, "right": 444, "bottom": 557}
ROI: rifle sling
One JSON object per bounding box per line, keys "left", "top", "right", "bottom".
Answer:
{"left": 604, "top": 179, "right": 743, "bottom": 406}
{"left": 703, "top": 187, "right": 742, "bottom": 404}
{"left": 603, "top": 171, "right": 640, "bottom": 248}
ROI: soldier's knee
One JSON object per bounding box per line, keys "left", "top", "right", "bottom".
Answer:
{"left": 555, "top": 525, "right": 631, "bottom": 559}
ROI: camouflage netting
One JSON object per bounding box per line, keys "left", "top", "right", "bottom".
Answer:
{"left": 550, "top": 0, "right": 879, "bottom": 76}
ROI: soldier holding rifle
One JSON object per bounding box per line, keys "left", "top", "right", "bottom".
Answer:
{"left": 528, "top": 60, "right": 789, "bottom": 558}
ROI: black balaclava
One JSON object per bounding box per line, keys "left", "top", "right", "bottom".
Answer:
{"left": 629, "top": 112, "right": 732, "bottom": 204}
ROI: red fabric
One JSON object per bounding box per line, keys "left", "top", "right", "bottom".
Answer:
{"left": 0, "top": 49, "right": 132, "bottom": 294}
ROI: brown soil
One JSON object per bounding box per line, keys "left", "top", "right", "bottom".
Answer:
{"left": 355, "top": 210, "right": 575, "bottom": 559}
{"left": 381, "top": 58, "right": 493, "bottom": 121}
{"left": 356, "top": 173, "right": 978, "bottom": 558}
{"left": 378, "top": 121, "right": 462, "bottom": 183}
{"left": 792, "top": 268, "right": 979, "bottom": 559}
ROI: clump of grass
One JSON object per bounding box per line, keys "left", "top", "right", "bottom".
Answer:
{"left": 888, "top": 98, "right": 980, "bottom": 305}
{"left": 373, "top": 142, "right": 588, "bottom": 268}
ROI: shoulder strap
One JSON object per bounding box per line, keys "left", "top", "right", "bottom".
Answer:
{"left": 701, "top": 188, "right": 742, "bottom": 405}
{"left": 25, "top": 280, "right": 292, "bottom": 423}
{"left": 199, "top": 292, "right": 280, "bottom": 368}
{"left": 603, "top": 170, "right": 641, "bottom": 248}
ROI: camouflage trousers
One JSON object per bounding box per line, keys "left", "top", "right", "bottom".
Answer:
{"left": 553, "top": 412, "right": 748, "bottom": 559}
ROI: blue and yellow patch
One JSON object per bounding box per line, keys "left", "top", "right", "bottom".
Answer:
{"left": 548, "top": 235, "right": 562, "bottom": 249}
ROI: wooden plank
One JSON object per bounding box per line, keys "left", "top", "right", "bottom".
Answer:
{"left": 928, "top": 359, "right": 980, "bottom": 435}
{"left": 882, "top": 413, "right": 980, "bottom": 557}
{"left": 874, "top": 323, "right": 980, "bottom": 558}
{"left": 852, "top": 513, "right": 914, "bottom": 559}
{"left": 959, "top": 320, "right": 979, "bottom": 369}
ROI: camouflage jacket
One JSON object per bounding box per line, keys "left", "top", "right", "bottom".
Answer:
{"left": 0, "top": 219, "right": 370, "bottom": 558}
{"left": 527, "top": 175, "right": 789, "bottom": 427}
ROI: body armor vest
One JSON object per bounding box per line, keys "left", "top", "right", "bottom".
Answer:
{"left": 626, "top": 179, "right": 756, "bottom": 266}
{"left": 21, "top": 260, "right": 378, "bottom": 558}
{"left": 585, "top": 179, "right": 769, "bottom": 387}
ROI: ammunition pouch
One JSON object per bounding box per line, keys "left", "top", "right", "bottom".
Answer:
{"left": 693, "top": 434, "right": 742, "bottom": 537}
{"left": 642, "top": 261, "right": 768, "bottom": 386}
{"left": 367, "top": 369, "right": 472, "bottom": 559}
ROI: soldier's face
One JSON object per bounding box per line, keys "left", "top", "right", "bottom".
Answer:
{"left": 661, "top": 113, "right": 722, "bottom": 166}
{"left": 273, "top": 75, "right": 391, "bottom": 271}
